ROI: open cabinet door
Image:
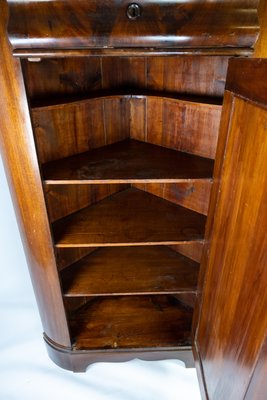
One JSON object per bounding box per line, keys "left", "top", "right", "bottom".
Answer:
{"left": 194, "top": 58, "right": 267, "bottom": 400}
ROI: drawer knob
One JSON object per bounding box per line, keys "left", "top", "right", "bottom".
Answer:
{"left": 127, "top": 3, "right": 141, "bottom": 20}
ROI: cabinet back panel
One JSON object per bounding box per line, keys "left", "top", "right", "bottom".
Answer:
{"left": 32, "top": 95, "right": 221, "bottom": 163}
{"left": 45, "top": 184, "right": 129, "bottom": 223}
{"left": 133, "top": 182, "right": 212, "bottom": 216}
{"left": 145, "top": 97, "right": 221, "bottom": 159}
{"left": 169, "top": 243, "right": 204, "bottom": 264}
{"left": 22, "top": 56, "right": 229, "bottom": 101}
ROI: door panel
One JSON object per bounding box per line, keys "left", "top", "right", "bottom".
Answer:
{"left": 195, "top": 59, "right": 267, "bottom": 400}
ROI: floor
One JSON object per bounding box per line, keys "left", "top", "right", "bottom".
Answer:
{"left": 0, "top": 155, "right": 201, "bottom": 400}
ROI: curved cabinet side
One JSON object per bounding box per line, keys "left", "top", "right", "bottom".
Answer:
{"left": 0, "top": 1, "right": 71, "bottom": 348}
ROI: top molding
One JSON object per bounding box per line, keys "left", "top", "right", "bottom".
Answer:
{"left": 7, "top": 0, "right": 260, "bottom": 53}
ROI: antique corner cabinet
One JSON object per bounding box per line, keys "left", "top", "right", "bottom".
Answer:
{"left": 1, "top": 0, "right": 267, "bottom": 398}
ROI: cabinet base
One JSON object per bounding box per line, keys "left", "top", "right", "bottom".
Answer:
{"left": 44, "top": 334, "right": 194, "bottom": 372}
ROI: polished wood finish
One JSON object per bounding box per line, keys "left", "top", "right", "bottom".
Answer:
{"left": 53, "top": 188, "right": 206, "bottom": 247}
{"left": 69, "top": 295, "right": 192, "bottom": 350}
{"left": 2, "top": 0, "right": 266, "bottom": 389}
{"left": 253, "top": 0, "right": 267, "bottom": 57}
{"left": 32, "top": 94, "right": 221, "bottom": 163}
{"left": 45, "top": 337, "right": 194, "bottom": 372}
{"left": 0, "top": 1, "right": 70, "bottom": 347}
{"left": 42, "top": 139, "right": 214, "bottom": 184}
{"left": 196, "top": 59, "right": 267, "bottom": 400}
{"left": 15, "top": 48, "right": 254, "bottom": 58}
{"left": 7, "top": 0, "right": 259, "bottom": 50}
{"left": 61, "top": 246, "right": 199, "bottom": 296}
{"left": 226, "top": 58, "right": 267, "bottom": 107}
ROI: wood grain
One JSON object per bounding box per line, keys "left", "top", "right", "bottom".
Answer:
{"left": 42, "top": 139, "right": 214, "bottom": 184}
{"left": 53, "top": 188, "right": 206, "bottom": 247}
{"left": 23, "top": 55, "right": 229, "bottom": 103}
{"left": 45, "top": 338, "right": 194, "bottom": 372}
{"left": 7, "top": 0, "right": 260, "bottom": 50}
{"left": 102, "top": 57, "right": 146, "bottom": 90}
{"left": 45, "top": 184, "right": 128, "bottom": 222}
{"left": 61, "top": 246, "right": 199, "bottom": 296}
{"left": 22, "top": 57, "right": 102, "bottom": 101}
{"left": 69, "top": 295, "right": 193, "bottom": 350}
{"left": 56, "top": 248, "right": 98, "bottom": 272}
{"left": 134, "top": 181, "right": 212, "bottom": 216}
{"left": 32, "top": 95, "right": 221, "bottom": 163}
{"left": 196, "top": 78, "right": 267, "bottom": 399}
{"left": 253, "top": 0, "right": 267, "bottom": 57}
{"left": 147, "top": 56, "right": 229, "bottom": 97}
{"left": 0, "top": 1, "right": 70, "bottom": 347}
{"left": 169, "top": 243, "right": 204, "bottom": 264}
{"left": 146, "top": 96, "right": 221, "bottom": 159}
{"left": 226, "top": 58, "right": 267, "bottom": 108}
{"left": 14, "top": 47, "right": 255, "bottom": 58}
{"left": 32, "top": 97, "right": 106, "bottom": 163}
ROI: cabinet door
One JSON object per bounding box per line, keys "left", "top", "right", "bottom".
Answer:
{"left": 195, "top": 59, "right": 267, "bottom": 400}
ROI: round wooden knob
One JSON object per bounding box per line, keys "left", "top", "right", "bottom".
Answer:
{"left": 126, "top": 3, "right": 141, "bottom": 20}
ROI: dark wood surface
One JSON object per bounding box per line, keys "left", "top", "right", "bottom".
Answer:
{"left": 254, "top": 0, "right": 267, "bottom": 57}
{"left": 61, "top": 246, "right": 199, "bottom": 296}
{"left": 32, "top": 94, "right": 221, "bottom": 163}
{"left": 69, "top": 295, "right": 193, "bottom": 350}
{"left": 15, "top": 48, "right": 254, "bottom": 58}
{"left": 226, "top": 58, "right": 267, "bottom": 108}
{"left": 146, "top": 96, "right": 221, "bottom": 159}
{"left": 0, "top": 1, "right": 71, "bottom": 347}
{"left": 45, "top": 184, "right": 128, "bottom": 223}
{"left": 7, "top": 0, "right": 259, "bottom": 50}
{"left": 56, "top": 248, "right": 98, "bottom": 271}
{"left": 134, "top": 181, "right": 212, "bottom": 216}
{"left": 195, "top": 59, "right": 267, "bottom": 400}
{"left": 22, "top": 56, "right": 229, "bottom": 101}
{"left": 43, "top": 139, "right": 214, "bottom": 184}
{"left": 170, "top": 243, "right": 204, "bottom": 264}
{"left": 45, "top": 336, "right": 194, "bottom": 372}
{"left": 53, "top": 188, "right": 206, "bottom": 247}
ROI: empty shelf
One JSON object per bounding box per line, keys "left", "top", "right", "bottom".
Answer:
{"left": 69, "top": 295, "right": 193, "bottom": 350}
{"left": 53, "top": 188, "right": 206, "bottom": 247}
{"left": 43, "top": 139, "right": 214, "bottom": 184}
{"left": 61, "top": 246, "right": 199, "bottom": 296}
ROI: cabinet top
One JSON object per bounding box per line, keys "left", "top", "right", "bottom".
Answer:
{"left": 6, "top": 0, "right": 260, "bottom": 54}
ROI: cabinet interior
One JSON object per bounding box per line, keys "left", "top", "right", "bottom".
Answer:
{"left": 22, "top": 55, "right": 228, "bottom": 353}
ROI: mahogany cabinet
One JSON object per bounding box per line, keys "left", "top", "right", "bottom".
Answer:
{"left": 0, "top": 1, "right": 266, "bottom": 398}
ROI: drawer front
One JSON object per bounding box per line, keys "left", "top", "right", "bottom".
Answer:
{"left": 8, "top": 0, "right": 259, "bottom": 50}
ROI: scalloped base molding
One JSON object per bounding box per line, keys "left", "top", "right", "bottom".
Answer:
{"left": 44, "top": 334, "right": 194, "bottom": 372}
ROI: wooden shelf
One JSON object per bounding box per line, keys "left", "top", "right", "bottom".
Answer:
{"left": 69, "top": 295, "right": 192, "bottom": 350}
{"left": 42, "top": 139, "right": 214, "bottom": 184}
{"left": 61, "top": 246, "right": 199, "bottom": 296}
{"left": 53, "top": 188, "right": 206, "bottom": 247}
